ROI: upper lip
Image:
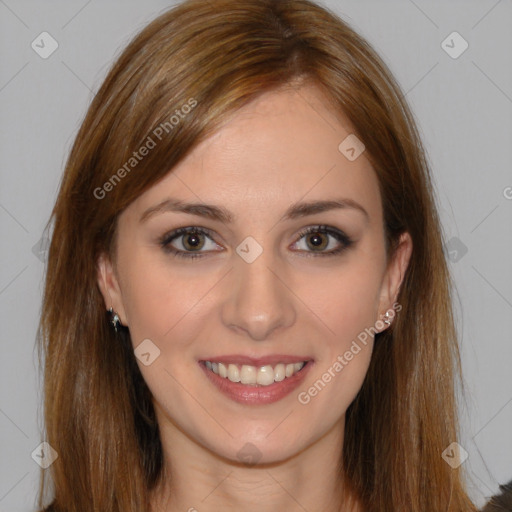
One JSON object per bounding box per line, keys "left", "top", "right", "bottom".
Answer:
{"left": 200, "top": 354, "right": 313, "bottom": 366}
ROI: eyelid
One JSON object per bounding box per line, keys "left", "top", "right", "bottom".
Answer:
{"left": 159, "top": 226, "right": 222, "bottom": 258}
{"left": 292, "top": 225, "right": 353, "bottom": 253}
{"left": 287, "top": 226, "right": 354, "bottom": 259}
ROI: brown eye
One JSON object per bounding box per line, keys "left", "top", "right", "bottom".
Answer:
{"left": 292, "top": 225, "right": 354, "bottom": 257}
{"left": 160, "top": 227, "right": 222, "bottom": 259}
{"left": 182, "top": 231, "right": 205, "bottom": 251}
{"left": 305, "top": 232, "right": 329, "bottom": 251}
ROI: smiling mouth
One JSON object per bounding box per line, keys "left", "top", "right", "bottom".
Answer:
{"left": 202, "top": 360, "right": 309, "bottom": 386}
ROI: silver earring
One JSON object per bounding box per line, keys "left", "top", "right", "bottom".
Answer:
{"left": 383, "top": 311, "right": 392, "bottom": 326}
{"left": 108, "top": 307, "right": 121, "bottom": 332}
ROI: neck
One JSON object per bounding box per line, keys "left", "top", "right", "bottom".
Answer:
{"left": 149, "top": 415, "right": 362, "bottom": 512}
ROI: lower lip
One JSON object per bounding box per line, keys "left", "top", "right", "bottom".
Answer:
{"left": 200, "top": 361, "right": 313, "bottom": 405}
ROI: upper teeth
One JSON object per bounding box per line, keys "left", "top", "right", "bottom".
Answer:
{"left": 205, "top": 361, "right": 306, "bottom": 386}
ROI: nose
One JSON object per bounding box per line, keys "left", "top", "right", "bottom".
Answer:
{"left": 220, "top": 247, "right": 296, "bottom": 341}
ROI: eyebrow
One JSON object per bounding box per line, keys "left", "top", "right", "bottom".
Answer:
{"left": 139, "top": 197, "right": 369, "bottom": 224}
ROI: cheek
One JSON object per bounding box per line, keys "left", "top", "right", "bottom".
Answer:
{"left": 120, "top": 232, "right": 386, "bottom": 361}
{"left": 118, "top": 249, "right": 211, "bottom": 345}
{"left": 295, "top": 344, "right": 372, "bottom": 443}
{"left": 291, "top": 253, "right": 384, "bottom": 414}
{"left": 296, "top": 253, "right": 385, "bottom": 344}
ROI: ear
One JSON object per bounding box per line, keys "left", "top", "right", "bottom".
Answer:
{"left": 96, "top": 252, "right": 129, "bottom": 326}
{"left": 376, "top": 232, "right": 412, "bottom": 331}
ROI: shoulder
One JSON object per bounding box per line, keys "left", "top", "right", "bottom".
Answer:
{"left": 38, "top": 504, "right": 59, "bottom": 512}
{"left": 481, "top": 480, "right": 512, "bottom": 511}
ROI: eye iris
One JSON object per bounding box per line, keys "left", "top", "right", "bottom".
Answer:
{"left": 183, "top": 232, "right": 204, "bottom": 251}
{"left": 307, "top": 232, "right": 327, "bottom": 251}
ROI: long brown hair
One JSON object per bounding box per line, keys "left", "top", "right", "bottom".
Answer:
{"left": 37, "top": 0, "right": 477, "bottom": 510}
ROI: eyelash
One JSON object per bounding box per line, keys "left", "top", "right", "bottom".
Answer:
{"left": 159, "top": 225, "right": 354, "bottom": 260}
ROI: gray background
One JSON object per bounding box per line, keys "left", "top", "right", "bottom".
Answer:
{"left": 1, "top": 0, "right": 511, "bottom": 510}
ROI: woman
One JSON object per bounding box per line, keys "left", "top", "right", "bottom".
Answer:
{"left": 37, "top": 0, "right": 478, "bottom": 510}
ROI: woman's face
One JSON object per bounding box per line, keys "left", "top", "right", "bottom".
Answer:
{"left": 98, "top": 84, "right": 411, "bottom": 465}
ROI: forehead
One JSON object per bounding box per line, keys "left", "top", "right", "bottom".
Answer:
{"left": 124, "top": 84, "right": 382, "bottom": 225}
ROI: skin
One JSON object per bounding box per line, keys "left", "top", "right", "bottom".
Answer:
{"left": 97, "top": 83, "right": 412, "bottom": 512}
